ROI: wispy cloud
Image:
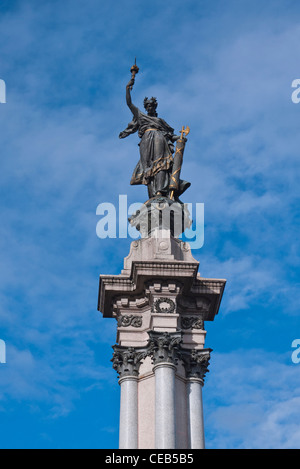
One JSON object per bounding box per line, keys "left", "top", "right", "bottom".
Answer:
{"left": 0, "top": 0, "right": 299, "bottom": 448}
{"left": 205, "top": 349, "right": 300, "bottom": 448}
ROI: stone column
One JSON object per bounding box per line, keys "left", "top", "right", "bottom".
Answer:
{"left": 148, "top": 331, "right": 182, "bottom": 449}
{"left": 182, "top": 349, "right": 211, "bottom": 449}
{"left": 112, "top": 346, "right": 147, "bottom": 449}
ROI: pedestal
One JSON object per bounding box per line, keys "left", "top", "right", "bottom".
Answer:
{"left": 98, "top": 231, "right": 226, "bottom": 449}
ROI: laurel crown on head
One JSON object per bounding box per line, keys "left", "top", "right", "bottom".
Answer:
{"left": 143, "top": 97, "right": 158, "bottom": 109}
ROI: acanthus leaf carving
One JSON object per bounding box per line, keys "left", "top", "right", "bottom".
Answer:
{"left": 111, "top": 345, "right": 148, "bottom": 378}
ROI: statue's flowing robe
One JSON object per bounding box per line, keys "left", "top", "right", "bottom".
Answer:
{"left": 121, "top": 107, "right": 190, "bottom": 197}
{"left": 121, "top": 109, "right": 175, "bottom": 186}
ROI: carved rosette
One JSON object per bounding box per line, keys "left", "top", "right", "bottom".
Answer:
{"left": 181, "top": 348, "right": 211, "bottom": 382}
{"left": 148, "top": 330, "right": 182, "bottom": 366}
{"left": 111, "top": 345, "right": 148, "bottom": 378}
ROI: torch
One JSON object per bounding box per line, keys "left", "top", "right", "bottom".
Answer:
{"left": 130, "top": 58, "right": 139, "bottom": 90}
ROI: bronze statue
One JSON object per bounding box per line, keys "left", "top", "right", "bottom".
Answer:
{"left": 119, "top": 62, "right": 191, "bottom": 201}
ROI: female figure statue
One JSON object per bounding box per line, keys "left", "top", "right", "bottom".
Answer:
{"left": 119, "top": 77, "right": 190, "bottom": 199}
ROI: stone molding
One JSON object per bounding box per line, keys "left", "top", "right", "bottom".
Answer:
{"left": 98, "top": 233, "right": 226, "bottom": 324}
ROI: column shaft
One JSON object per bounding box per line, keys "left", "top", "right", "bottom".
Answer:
{"left": 187, "top": 378, "right": 205, "bottom": 449}
{"left": 119, "top": 376, "right": 138, "bottom": 449}
{"left": 154, "top": 363, "right": 176, "bottom": 449}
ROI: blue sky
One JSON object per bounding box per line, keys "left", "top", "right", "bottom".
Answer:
{"left": 0, "top": 0, "right": 299, "bottom": 449}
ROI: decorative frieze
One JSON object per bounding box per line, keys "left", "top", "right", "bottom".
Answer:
{"left": 117, "top": 315, "right": 143, "bottom": 328}
{"left": 181, "top": 316, "right": 204, "bottom": 330}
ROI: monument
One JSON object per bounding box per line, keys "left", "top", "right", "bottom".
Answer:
{"left": 98, "top": 62, "right": 226, "bottom": 449}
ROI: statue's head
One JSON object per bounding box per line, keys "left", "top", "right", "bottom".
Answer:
{"left": 144, "top": 97, "right": 158, "bottom": 117}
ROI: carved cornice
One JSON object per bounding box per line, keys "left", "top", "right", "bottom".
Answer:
{"left": 191, "top": 278, "right": 226, "bottom": 294}
{"left": 114, "top": 296, "right": 149, "bottom": 310}
{"left": 177, "top": 295, "right": 211, "bottom": 312}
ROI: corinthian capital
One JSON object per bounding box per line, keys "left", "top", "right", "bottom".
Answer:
{"left": 182, "top": 348, "right": 212, "bottom": 382}
{"left": 111, "top": 345, "right": 148, "bottom": 378}
{"left": 148, "top": 330, "right": 182, "bottom": 366}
